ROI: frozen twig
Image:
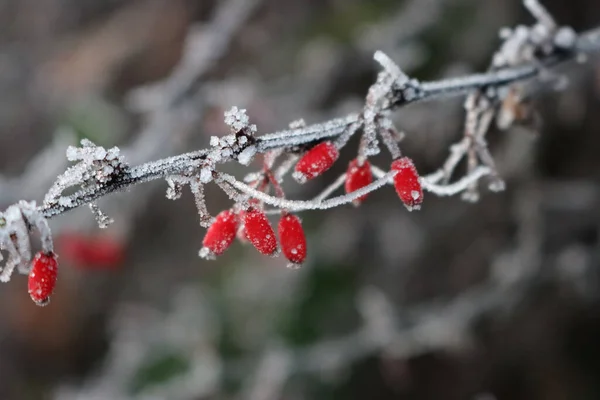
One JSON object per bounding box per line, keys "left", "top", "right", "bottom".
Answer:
{"left": 0, "top": 1, "right": 599, "bottom": 291}
{"left": 32, "top": 22, "right": 600, "bottom": 219}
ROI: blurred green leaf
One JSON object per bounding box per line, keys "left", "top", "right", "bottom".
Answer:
{"left": 278, "top": 262, "right": 359, "bottom": 347}
{"left": 129, "top": 350, "right": 190, "bottom": 395}
{"left": 305, "top": 0, "right": 401, "bottom": 44}
{"left": 62, "top": 96, "right": 126, "bottom": 145}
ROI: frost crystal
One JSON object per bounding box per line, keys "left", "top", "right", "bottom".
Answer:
{"left": 488, "top": 179, "right": 506, "bottom": 193}
{"left": 198, "top": 247, "right": 216, "bottom": 260}
{"left": 200, "top": 168, "right": 213, "bottom": 183}
{"left": 289, "top": 118, "right": 306, "bottom": 129}
{"left": 224, "top": 106, "right": 250, "bottom": 133}
{"left": 237, "top": 145, "right": 257, "bottom": 166}
{"left": 554, "top": 27, "right": 577, "bottom": 49}
{"left": 89, "top": 202, "right": 114, "bottom": 229}
{"left": 44, "top": 139, "right": 130, "bottom": 209}
{"left": 166, "top": 177, "right": 185, "bottom": 200}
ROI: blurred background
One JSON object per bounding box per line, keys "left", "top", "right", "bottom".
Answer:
{"left": 0, "top": 0, "right": 599, "bottom": 399}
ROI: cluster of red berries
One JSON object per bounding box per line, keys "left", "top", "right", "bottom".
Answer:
{"left": 25, "top": 144, "right": 423, "bottom": 304}
{"left": 201, "top": 208, "right": 307, "bottom": 267}
{"left": 294, "top": 140, "right": 423, "bottom": 210}
{"left": 27, "top": 251, "right": 58, "bottom": 306}
{"left": 201, "top": 142, "right": 423, "bottom": 266}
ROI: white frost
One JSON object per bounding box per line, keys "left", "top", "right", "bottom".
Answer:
{"left": 237, "top": 145, "right": 256, "bottom": 166}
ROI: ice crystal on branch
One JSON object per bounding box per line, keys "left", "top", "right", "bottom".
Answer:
{"left": 43, "top": 139, "right": 129, "bottom": 226}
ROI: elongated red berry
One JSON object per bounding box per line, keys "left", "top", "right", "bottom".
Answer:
{"left": 293, "top": 141, "right": 339, "bottom": 182}
{"left": 391, "top": 157, "right": 423, "bottom": 210}
{"left": 243, "top": 208, "right": 277, "bottom": 255}
{"left": 200, "top": 210, "right": 238, "bottom": 258}
{"left": 28, "top": 251, "right": 58, "bottom": 306}
{"left": 58, "top": 233, "right": 125, "bottom": 270}
{"left": 278, "top": 213, "right": 307, "bottom": 267}
{"left": 345, "top": 158, "right": 373, "bottom": 206}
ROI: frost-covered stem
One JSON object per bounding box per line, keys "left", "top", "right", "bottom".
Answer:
{"left": 389, "top": 26, "right": 600, "bottom": 105}
{"left": 190, "top": 179, "right": 212, "bottom": 227}
{"left": 370, "top": 164, "right": 491, "bottom": 196}
{"left": 420, "top": 166, "right": 491, "bottom": 196}
{"left": 314, "top": 173, "right": 348, "bottom": 203}
{"left": 217, "top": 171, "right": 396, "bottom": 212}
{"left": 36, "top": 25, "right": 600, "bottom": 220}
{"left": 40, "top": 149, "right": 209, "bottom": 218}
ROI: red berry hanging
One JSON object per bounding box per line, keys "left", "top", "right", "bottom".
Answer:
{"left": 345, "top": 158, "right": 373, "bottom": 206}
{"left": 28, "top": 251, "right": 58, "bottom": 306}
{"left": 200, "top": 210, "right": 239, "bottom": 258}
{"left": 235, "top": 199, "right": 260, "bottom": 244}
{"left": 278, "top": 213, "right": 307, "bottom": 267}
{"left": 243, "top": 208, "right": 278, "bottom": 255}
{"left": 391, "top": 157, "right": 423, "bottom": 210}
{"left": 293, "top": 141, "right": 339, "bottom": 183}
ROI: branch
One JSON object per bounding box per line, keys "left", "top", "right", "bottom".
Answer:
{"left": 37, "top": 23, "right": 600, "bottom": 219}
{"left": 2, "top": 0, "right": 600, "bottom": 300}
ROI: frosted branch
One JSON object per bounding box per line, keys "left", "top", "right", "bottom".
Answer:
{"left": 217, "top": 171, "right": 397, "bottom": 212}
{"left": 0, "top": 0, "right": 598, "bottom": 286}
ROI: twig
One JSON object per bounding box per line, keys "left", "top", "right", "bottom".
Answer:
{"left": 1, "top": 1, "right": 600, "bottom": 295}
{"left": 35, "top": 25, "right": 600, "bottom": 219}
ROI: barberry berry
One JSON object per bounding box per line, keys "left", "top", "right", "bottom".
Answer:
{"left": 57, "top": 233, "right": 125, "bottom": 269}
{"left": 278, "top": 213, "right": 307, "bottom": 267}
{"left": 345, "top": 158, "right": 373, "bottom": 206}
{"left": 293, "top": 141, "right": 339, "bottom": 183}
{"left": 235, "top": 199, "right": 260, "bottom": 243}
{"left": 243, "top": 208, "right": 277, "bottom": 255}
{"left": 28, "top": 251, "right": 58, "bottom": 306}
{"left": 200, "top": 210, "right": 239, "bottom": 258}
{"left": 391, "top": 157, "right": 423, "bottom": 210}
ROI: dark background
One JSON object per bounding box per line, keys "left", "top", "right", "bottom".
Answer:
{"left": 0, "top": 0, "right": 599, "bottom": 399}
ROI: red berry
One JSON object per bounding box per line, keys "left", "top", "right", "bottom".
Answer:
{"left": 391, "top": 157, "right": 423, "bottom": 210}
{"left": 58, "top": 233, "right": 125, "bottom": 270}
{"left": 278, "top": 213, "right": 307, "bottom": 266}
{"left": 28, "top": 251, "right": 58, "bottom": 306}
{"left": 201, "top": 210, "right": 239, "bottom": 257}
{"left": 294, "top": 141, "right": 339, "bottom": 182}
{"left": 243, "top": 208, "right": 277, "bottom": 255}
{"left": 345, "top": 158, "right": 373, "bottom": 205}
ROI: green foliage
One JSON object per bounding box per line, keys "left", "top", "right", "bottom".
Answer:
{"left": 278, "top": 262, "right": 360, "bottom": 347}
{"left": 129, "top": 350, "right": 190, "bottom": 395}
{"left": 306, "top": 0, "right": 400, "bottom": 44}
